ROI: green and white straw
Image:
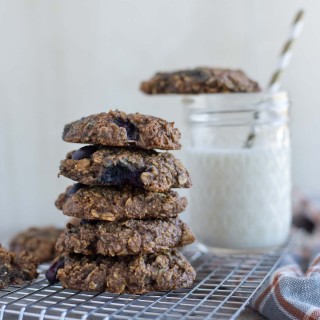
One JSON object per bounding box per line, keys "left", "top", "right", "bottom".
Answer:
{"left": 244, "top": 9, "right": 305, "bottom": 148}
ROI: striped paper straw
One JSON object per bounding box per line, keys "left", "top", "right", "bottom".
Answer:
{"left": 268, "top": 9, "right": 305, "bottom": 93}
{"left": 244, "top": 9, "right": 305, "bottom": 148}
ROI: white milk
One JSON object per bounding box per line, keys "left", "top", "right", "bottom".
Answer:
{"left": 187, "top": 146, "right": 291, "bottom": 249}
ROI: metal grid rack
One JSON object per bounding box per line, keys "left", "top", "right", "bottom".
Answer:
{"left": 0, "top": 245, "right": 286, "bottom": 319}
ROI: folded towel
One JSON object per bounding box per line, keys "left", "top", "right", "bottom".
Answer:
{"left": 251, "top": 254, "right": 320, "bottom": 320}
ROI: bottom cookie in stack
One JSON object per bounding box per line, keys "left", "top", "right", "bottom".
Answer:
{"left": 48, "top": 249, "right": 195, "bottom": 294}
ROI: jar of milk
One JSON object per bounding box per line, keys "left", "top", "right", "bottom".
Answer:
{"left": 184, "top": 91, "right": 291, "bottom": 251}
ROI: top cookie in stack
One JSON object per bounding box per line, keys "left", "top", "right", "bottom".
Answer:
{"left": 62, "top": 110, "right": 182, "bottom": 150}
{"left": 50, "top": 109, "right": 196, "bottom": 294}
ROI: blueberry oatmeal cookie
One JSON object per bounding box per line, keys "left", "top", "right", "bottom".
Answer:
{"left": 59, "top": 146, "right": 192, "bottom": 192}
{"left": 141, "top": 67, "right": 261, "bottom": 94}
{"left": 10, "top": 227, "right": 64, "bottom": 263}
{"left": 0, "top": 245, "right": 38, "bottom": 289}
{"left": 63, "top": 110, "right": 181, "bottom": 150}
{"left": 55, "top": 184, "right": 187, "bottom": 221}
{"left": 47, "top": 249, "right": 195, "bottom": 293}
{"left": 56, "top": 218, "right": 195, "bottom": 256}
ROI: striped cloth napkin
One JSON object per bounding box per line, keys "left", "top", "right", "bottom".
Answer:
{"left": 251, "top": 254, "right": 320, "bottom": 320}
{"left": 250, "top": 190, "right": 320, "bottom": 320}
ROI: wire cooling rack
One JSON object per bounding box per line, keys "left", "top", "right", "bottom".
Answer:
{"left": 0, "top": 244, "right": 287, "bottom": 320}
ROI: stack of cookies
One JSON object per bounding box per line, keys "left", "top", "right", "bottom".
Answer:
{"left": 48, "top": 110, "right": 196, "bottom": 294}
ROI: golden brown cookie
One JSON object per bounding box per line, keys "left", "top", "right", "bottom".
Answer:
{"left": 141, "top": 67, "right": 261, "bottom": 94}
{"left": 53, "top": 249, "right": 195, "bottom": 293}
{"left": 0, "top": 245, "right": 38, "bottom": 289}
{"left": 63, "top": 110, "right": 181, "bottom": 150}
{"left": 56, "top": 218, "right": 195, "bottom": 256}
{"left": 55, "top": 184, "right": 187, "bottom": 221}
{"left": 59, "top": 147, "right": 192, "bottom": 192}
{"left": 10, "top": 227, "right": 64, "bottom": 263}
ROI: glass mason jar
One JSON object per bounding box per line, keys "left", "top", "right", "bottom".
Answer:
{"left": 183, "top": 91, "right": 291, "bottom": 251}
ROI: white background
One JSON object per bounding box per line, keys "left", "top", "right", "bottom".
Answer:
{"left": 0, "top": 0, "right": 318, "bottom": 242}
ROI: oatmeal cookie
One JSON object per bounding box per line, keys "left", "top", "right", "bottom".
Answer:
{"left": 141, "top": 67, "right": 261, "bottom": 94}
{"left": 59, "top": 146, "right": 191, "bottom": 192}
{"left": 62, "top": 110, "right": 181, "bottom": 150}
{"left": 52, "top": 249, "right": 195, "bottom": 293}
{"left": 10, "top": 227, "right": 64, "bottom": 263}
{"left": 56, "top": 218, "right": 195, "bottom": 256}
{"left": 55, "top": 184, "right": 187, "bottom": 221}
{"left": 0, "top": 245, "right": 38, "bottom": 289}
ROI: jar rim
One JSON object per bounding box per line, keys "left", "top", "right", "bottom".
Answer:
{"left": 184, "top": 91, "right": 289, "bottom": 126}
{"left": 183, "top": 91, "right": 289, "bottom": 114}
